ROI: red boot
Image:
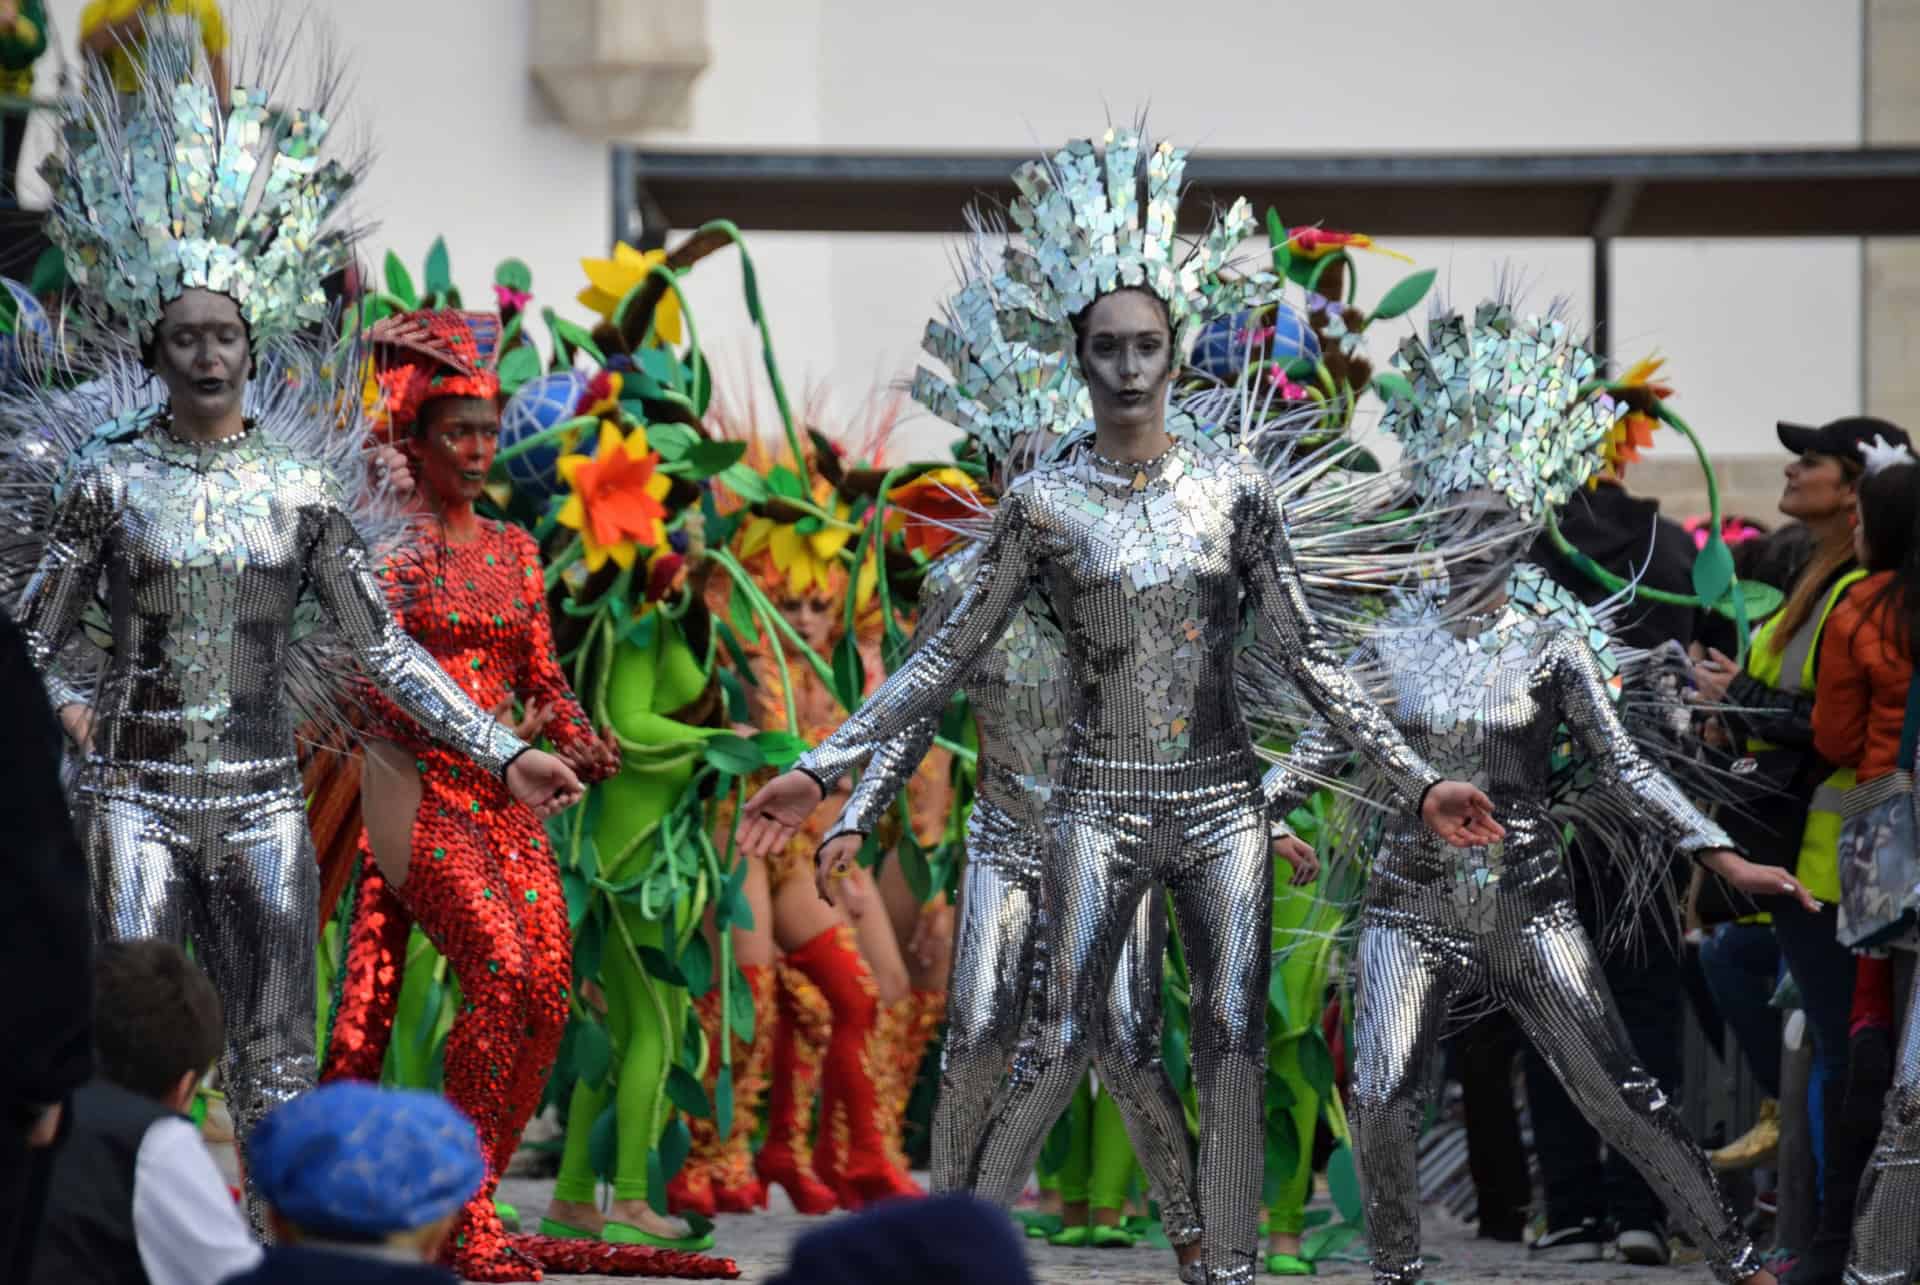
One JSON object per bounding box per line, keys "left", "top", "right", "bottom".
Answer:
{"left": 754, "top": 960, "right": 838, "bottom": 1214}
{"left": 447, "top": 1181, "right": 542, "bottom": 1282}
{"left": 319, "top": 850, "right": 412, "bottom": 1083}
{"left": 784, "top": 925, "right": 920, "bottom": 1209}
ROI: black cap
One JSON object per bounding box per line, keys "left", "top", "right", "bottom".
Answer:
{"left": 1776, "top": 416, "right": 1911, "bottom": 463}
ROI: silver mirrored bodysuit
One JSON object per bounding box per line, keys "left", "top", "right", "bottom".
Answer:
{"left": 15, "top": 415, "right": 523, "bottom": 1220}
{"left": 799, "top": 441, "right": 1436, "bottom": 1285}
{"left": 1264, "top": 606, "right": 1757, "bottom": 1285}
{"left": 824, "top": 541, "right": 1195, "bottom": 1237}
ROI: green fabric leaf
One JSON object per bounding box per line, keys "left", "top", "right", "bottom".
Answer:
{"left": 424, "top": 238, "right": 453, "bottom": 297}
{"left": 498, "top": 345, "right": 543, "bottom": 396}
{"left": 718, "top": 463, "right": 769, "bottom": 504}
{"left": 572, "top": 905, "right": 605, "bottom": 986}
{"left": 28, "top": 247, "right": 66, "bottom": 299}
{"left": 717, "top": 667, "right": 750, "bottom": 724}
{"left": 1262, "top": 1125, "right": 1301, "bottom": 1206}
{"left": 666, "top": 1064, "right": 711, "bottom": 1118}
{"left": 1327, "top": 1143, "right": 1363, "bottom": 1222}
{"left": 703, "top": 733, "right": 765, "bottom": 777}
{"left": 832, "top": 636, "right": 866, "bottom": 711}
{"left": 766, "top": 467, "right": 806, "bottom": 501}
{"left": 1299, "top": 1028, "right": 1336, "bottom": 1104}
{"left": 678, "top": 931, "right": 714, "bottom": 998}
{"left": 726, "top": 976, "right": 757, "bottom": 1045}
{"left": 727, "top": 580, "right": 762, "bottom": 645}
{"left": 1368, "top": 268, "right": 1437, "bottom": 323}
{"left": 714, "top": 1065, "right": 734, "bottom": 1138}
{"left": 495, "top": 258, "right": 533, "bottom": 292}
{"left": 1267, "top": 962, "right": 1294, "bottom": 1030}
{"left": 1266, "top": 207, "right": 1292, "bottom": 279}
{"left": 575, "top": 1018, "right": 612, "bottom": 1087}
{"left": 1300, "top": 1221, "right": 1360, "bottom": 1262}
{"left": 753, "top": 730, "right": 811, "bottom": 770}
{"left": 547, "top": 313, "right": 605, "bottom": 365}
{"left": 637, "top": 945, "right": 687, "bottom": 987}
{"left": 647, "top": 421, "right": 699, "bottom": 461}
{"left": 683, "top": 439, "right": 747, "bottom": 478}
{"left": 589, "top": 1103, "right": 619, "bottom": 1180}
{"left": 1692, "top": 535, "right": 1736, "bottom": 610}
{"left": 384, "top": 251, "right": 418, "bottom": 310}
{"left": 1370, "top": 371, "right": 1415, "bottom": 405}
{"left": 897, "top": 832, "right": 932, "bottom": 903}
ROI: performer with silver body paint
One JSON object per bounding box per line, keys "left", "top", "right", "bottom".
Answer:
{"left": 740, "top": 130, "right": 1502, "bottom": 1284}
{"left": 814, "top": 270, "right": 1197, "bottom": 1231}
{"left": 5, "top": 27, "right": 582, "bottom": 1226}
{"left": 1259, "top": 303, "right": 1809, "bottom": 1285}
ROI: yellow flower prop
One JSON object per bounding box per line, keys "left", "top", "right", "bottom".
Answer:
{"left": 739, "top": 480, "right": 877, "bottom": 607}
{"left": 557, "top": 421, "right": 673, "bottom": 572}
{"left": 1593, "top": 354, "right": 1673, "bottom": 485}
{"left": 578, "top": 243, "right": 683, "bottom": 345}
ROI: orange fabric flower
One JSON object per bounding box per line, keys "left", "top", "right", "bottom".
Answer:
{"left": 556, "top": 422, "right": 672, "bottom": 571}
{"left": 886, "top": 467, "right": 986, "bottom": 559}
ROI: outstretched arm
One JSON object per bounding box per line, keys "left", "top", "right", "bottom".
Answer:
{"left": 1261, "top": 718, "right": 1355, "bottom": 830}
{"left": 741, "top": 492, "right": 1039, "bottom": 859}
{"left": 304, "top": 503, "right": 525, "bottom": 777}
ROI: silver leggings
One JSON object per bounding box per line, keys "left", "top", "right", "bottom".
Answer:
{"left": 77, "top": 760, "right": 318, "bottom": 1235}
{"left": 1351, "top": 898, "right": 1757, "bottom": 1284}
{"left": 933, "top": 796, "right": 1190, "bottom": 1227}
{"left": 1845, "top": 958, "right": 1920, "bottom": 1285}
{"left": 971, "top": 773, "right": 1268, "bottom": 1284}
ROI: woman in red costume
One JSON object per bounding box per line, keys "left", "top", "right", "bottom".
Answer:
{"left": 322, "top": 311, "right": 622, "bottom": 1280}
{"left": 672, "top": 415, "right": 952, "bottom": 1216}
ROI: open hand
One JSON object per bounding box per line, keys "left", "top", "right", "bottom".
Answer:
{"left": 506, "top": 749, "right": 583, "bottom": 818}
{"left": 1273, "top": 834, "right": 1319, "bottom": 886}
{"left": 742, "top": 770, "right": 827, "bottom": 859}
{"left": 1701, "top": 849, "right": 1819, "bottom": 913}
{"left": 1420, "top": 780, "right": 1505, "bottom": 848}
{"left": 813, "top": 832, "right": 863, "bottom": 907}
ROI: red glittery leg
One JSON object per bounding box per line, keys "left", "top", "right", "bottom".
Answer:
{"left": 319, "top": 847, "right": 411, "bottom": 1084}
{"left": 396, "top": 772, "right": 541, "bottom": 1280}
{"left": 485, "top": 811, "right": 572, "bottom": 1179}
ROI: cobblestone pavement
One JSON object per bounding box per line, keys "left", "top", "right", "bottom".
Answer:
{"left": 496, "top": 1176, "right": 1732, "bottom": 1284}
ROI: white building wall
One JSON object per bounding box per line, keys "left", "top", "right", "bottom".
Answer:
{"left": 26, "top": 0, "right": 1870, "bottom": 467}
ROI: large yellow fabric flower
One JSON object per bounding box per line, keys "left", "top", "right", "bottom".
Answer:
{"left": 557, "top": 421, "right": 673, "bottom": 572}
{"left": 578, "top": 243, "right": 683, "bottom": 345}
{"left": 738, "top": 481, "right": 863, "bottom": 600}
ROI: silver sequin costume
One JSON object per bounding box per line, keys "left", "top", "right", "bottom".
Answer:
{"left": 1845, "top": 957, "right": 1920, "bottom": 1284}
{"left": 1263, "top": 599, "right": 1758, "bottom": 1285}
{"left": 15, "top": 408, "right": 524, "bottom": 1208}
{"left": 823, "top": 542, "right": 1197, "bottom": 1238}
{"left": 799, "top": 439, "right": 1438, "bottom": 1284}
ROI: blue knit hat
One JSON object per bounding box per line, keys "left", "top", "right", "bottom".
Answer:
{"left": 249, "top": 1083, "right": 483, "bottom": 1239}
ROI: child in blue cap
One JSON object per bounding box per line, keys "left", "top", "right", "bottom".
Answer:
{"left": 220, "top": 1083, "right": 484, "bottom": 1284}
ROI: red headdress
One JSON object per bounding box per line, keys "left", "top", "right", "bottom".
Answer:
{"left": 368, "top": 310, "right": 503, "bottom": 437}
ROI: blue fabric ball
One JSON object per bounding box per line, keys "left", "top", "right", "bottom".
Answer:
{"left": 499, "top": 369, "right": 590, "bottom": 502}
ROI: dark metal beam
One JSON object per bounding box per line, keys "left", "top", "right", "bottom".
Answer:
{"left": 617, "top": 147, "right": 1920, "bottom": 239}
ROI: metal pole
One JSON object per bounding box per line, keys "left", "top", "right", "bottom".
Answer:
{"left": 1592, "top": 235, "right": 1611, "bottom": 365}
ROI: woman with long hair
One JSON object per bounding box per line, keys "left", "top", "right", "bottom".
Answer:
{"left": 1691, "top": 419, "right": 1912, "bottom": 1279}
{"left": 1811, "top": 455, "right": 1920, "bottom": 1285}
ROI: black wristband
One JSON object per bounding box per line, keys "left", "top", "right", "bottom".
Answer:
{"left": 500, "top": 745, "right": 533, "bottom": 781}
{"left": 794, "top": 765, "right": 829, "bottom": 800}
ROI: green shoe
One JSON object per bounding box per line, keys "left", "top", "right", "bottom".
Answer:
{"left": 1016, "top": 1211, "right": 1062, "bottom": 1239}
{"left": 1266, "top": 1252, "right": 1315, "bottom": 1276}
{"left": 493, "top": 1201, "right": 518, "bottom": 1231}
{"left": 1048, "top": 1224, "right": 1092, "bottom": 1247}
{"left": 537, "top": 1217, "right": 596, "bottom": 1241}
{"left": 1090, "top": 1224, "right": 1138, "bottom": 1249}
{"left": 605, "top": 1220, "right": 716, "bottom": 1252}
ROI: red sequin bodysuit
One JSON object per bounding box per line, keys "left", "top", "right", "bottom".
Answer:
{"left": 326, "top": 519, "right": 588, "bottom": 1277}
